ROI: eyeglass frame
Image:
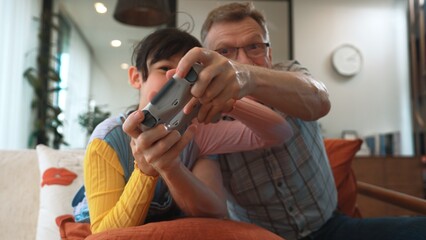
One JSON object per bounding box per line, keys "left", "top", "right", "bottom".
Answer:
{"left": 214, "top": 42, "right": 270, "bottom": 59}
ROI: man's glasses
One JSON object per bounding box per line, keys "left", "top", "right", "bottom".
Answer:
{"left": 215, "top": 43, "right": 270, "bottom": 60}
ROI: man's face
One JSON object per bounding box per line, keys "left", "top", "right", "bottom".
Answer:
{"left": 204, "top": 17, "right": 272, "bottom": 68}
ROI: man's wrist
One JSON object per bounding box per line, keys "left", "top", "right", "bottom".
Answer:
{"left": 157, "top": 159, "right": 183, "bottom": 179}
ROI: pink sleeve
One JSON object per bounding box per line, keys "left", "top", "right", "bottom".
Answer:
{"left": 195, "top": 97, "right": 293, "bottom": 156}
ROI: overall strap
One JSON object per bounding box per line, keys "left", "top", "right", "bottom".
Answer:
{"left": 103, "top": 125, "right": 134, "bottom": 182}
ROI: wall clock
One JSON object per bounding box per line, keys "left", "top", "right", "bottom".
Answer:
{"left": 331, "top": 44, "right": 363, "bottom": 77}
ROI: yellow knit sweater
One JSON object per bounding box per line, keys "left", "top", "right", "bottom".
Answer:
{"left": 84, "top": 139, "right": 158, "bottom": 233}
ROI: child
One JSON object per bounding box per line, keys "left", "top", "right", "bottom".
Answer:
{"left": 83, "top": 28, "right": 292, "bottom": 234}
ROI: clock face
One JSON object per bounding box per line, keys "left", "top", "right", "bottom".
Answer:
{"left": 332, "top": 45, "right": 362, "bottom": 76}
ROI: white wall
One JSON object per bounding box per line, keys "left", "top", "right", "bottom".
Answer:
{"left": 90, "top": 61, "right": 139, "bottom": 116}
{"left": 293, "top": 0, "right": 412, "bottom": 155}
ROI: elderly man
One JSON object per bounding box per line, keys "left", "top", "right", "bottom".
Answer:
{"left": 176, "top": 2, "right": 426, "bottom": 240}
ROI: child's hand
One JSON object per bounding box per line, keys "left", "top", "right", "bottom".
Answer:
{"left": 123, "top": 109, "right": 197, "bottom": 176}
{"left": 123, "top": 110, "right": 158, "bottom": 176}
{"left": 130, "top": 138, "right": 158, "bottom": 176}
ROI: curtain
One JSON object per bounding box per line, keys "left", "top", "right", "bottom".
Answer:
{"left": 0, "top": 0, "right": 92, "bottom": 149}
{"left": 0, "top": 0, "right": 40, "bottom": 149}
{"left": 61, "top": 23, "right": 92, "bottom": 148}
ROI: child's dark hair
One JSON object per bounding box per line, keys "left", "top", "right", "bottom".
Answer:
{"left": 132, "top": 28, "right": 202, "bottom": 81}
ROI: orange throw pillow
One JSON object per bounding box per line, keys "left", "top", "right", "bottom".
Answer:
{"left": 323, "top": 138, "right": 362, "bottom": 217}
{"left": 56, "top": 214, "right": 91, "bottom": 240}
{"left": 86, "top": 218, "right": 284, "bottom": 240}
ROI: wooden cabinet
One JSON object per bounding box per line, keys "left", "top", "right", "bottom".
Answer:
{"left": 352, "top": 156, "right": 425, "bottom": 217}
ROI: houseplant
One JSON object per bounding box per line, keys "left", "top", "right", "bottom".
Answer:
{"left": 78, "top": 105, "right": 111, "bottom": 135}
{"left": 24, "top": 0, "right": 66, "bottom": 149}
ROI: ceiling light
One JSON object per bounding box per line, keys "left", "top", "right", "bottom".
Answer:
{"left": 110, "top": 40, "right": 122, "bottom": 47}
{"left": 113, "top": 0, "right": 172, "bottom": 27}
{"left": 94, "top": 2, "right": 107, "bottom": 14}
{"left": 120, "top": 63, "right": 129, "bottom": 70}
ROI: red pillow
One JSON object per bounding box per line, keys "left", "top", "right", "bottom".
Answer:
{"left": 323, "top": 138, "right": 362, "bottom": 217}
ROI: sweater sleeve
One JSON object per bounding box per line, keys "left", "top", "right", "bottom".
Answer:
{"left": 195, "top": 97, "right": 293, "bottom": 155}
{"left": 84, "top": 138, "right": 158, "bottom": 234}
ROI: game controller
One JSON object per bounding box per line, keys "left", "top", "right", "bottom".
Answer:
{"left": 140, "top": 64, "right": 203, "bottom": 134}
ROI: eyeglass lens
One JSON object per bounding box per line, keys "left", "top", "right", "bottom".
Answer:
{"left": 216, "top": 43, "right": 269, "bottom": 59}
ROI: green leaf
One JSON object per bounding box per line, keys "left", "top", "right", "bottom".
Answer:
{"left": 51, "top": 24, "right": 60, "bottom": 33}
{"left": 48, "top": 87, "right": 63, "bottom": 92}
{"left": 27, "top": 131, "right": 38, "bottom": 148}
{"left": 23, "top": 68, "right": 40, "bottom": 89}
{"left": 48, "top": 67, "right": 61, "bottom": 82}
{"left": 23, "top": 67, "right": 37, "bottom": 77}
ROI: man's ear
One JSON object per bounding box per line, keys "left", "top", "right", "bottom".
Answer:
{"left": 128, "top": 66, "right": 143, "bottom": 89}
{"left": 268, "top": 47, "right": 273, "bottom": 63}
{"left": 264, "top": 47, "right": 273, "bottom": 68}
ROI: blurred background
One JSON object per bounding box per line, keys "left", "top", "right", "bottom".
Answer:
{"left": 0, "top": 0, "right": 422, "bottom": 158}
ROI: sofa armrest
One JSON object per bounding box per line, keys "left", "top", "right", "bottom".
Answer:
{"left": 357, "top": 181, "right": 426, "bottom": 215}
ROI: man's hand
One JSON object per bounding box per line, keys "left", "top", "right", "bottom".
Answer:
{"left": 178, "top": 47, "right": 254, "bottom": 123}
{"left": 184, "top": 97, "right": 235, "bottom": 123}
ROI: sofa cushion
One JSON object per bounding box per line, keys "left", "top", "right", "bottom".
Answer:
{"left": 85, "top": 217, "right": 284, "bottom": 240}
{"left": 0, "top": 149, "right": 39, "bottom": 240}
{"left": 324, "top": 138, "right": 362, "bottom": 217}
{"left": 36, "top": 144, "right": 85, "bottom": 240}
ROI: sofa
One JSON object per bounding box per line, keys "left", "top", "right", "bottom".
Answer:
{"left": 1, "top": 140, "right": 425, "bottom": 240}
{"left": 0, "top": 145, "right": 284, "bottom": 240}
{"left": 0, "top": 145, "right": 86, "bottom": 240}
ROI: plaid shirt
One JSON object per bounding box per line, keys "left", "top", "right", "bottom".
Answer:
{"left": 219, "top": 61, "right": 337, "bottom": 240}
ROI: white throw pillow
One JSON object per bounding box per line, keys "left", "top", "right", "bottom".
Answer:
{"left": 35, "top": 144, "right": 85, "bottom": 240}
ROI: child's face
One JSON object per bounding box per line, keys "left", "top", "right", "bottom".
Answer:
{"left": 139, "top": 53, "right": 183, "bottom": 108}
